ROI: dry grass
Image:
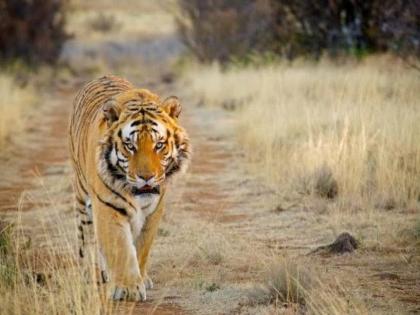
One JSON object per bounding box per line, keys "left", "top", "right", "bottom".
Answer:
{"left": 0, "top": 175, "right": 143, "bottom": 315}
{"left": 0, "top": 201, "right": 374, "bottom": 315}
{"left": 0, "top": 173, "right": 102, "bottom": 315}
{"left": 181, "top": 57, "right": 420, "bottom": 314}
{"left": 243, "top": 257, "right": 370, "bottom": 315}
{"left": 0, "top": 74, "right": 38, "bottom": 148}
{"left": 184, "top": 57, "right": 420, "bottom": 209}
{"left": 0, "top": 225, "right": 96, "bottom": 315}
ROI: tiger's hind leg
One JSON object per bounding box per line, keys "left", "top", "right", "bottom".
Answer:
{"left": 77, "top": 198, "right": 95, "bottom": 257}
{"left": 77, "top": 198, "right": 111, "bottom": 286}
{"left": 75, "top": 195, "right": 101, "bottom": 283}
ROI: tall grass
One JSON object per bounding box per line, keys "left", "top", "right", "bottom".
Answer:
{"left": 185, "top": 57, "right": 420, "bottom": 208}
{"left": 0, "top": 206, "right": 104, "bottom": 315}
{"left": 0, "top": 74, "right": 38, "bottom": 148}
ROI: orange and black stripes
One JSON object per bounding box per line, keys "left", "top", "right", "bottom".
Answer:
{"left": 69, "top": 75, "right": 192, "bottom": 262}
{"left": 69, "top": 76, "right": 134, "bottom": 259}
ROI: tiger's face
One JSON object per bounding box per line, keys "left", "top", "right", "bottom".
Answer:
{"left": 99, "top": 89, "right": 191, "bottom": 196}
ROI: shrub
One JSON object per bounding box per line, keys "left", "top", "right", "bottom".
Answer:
{"left": 377, "top": 0, "right": 420, "bottom": 58}
{"left": 0, "top": 0, "right": 70, "bottom": 64}
{"left": 176, "top": 0, "right": 274, "bottom": 63}
{"left": 87, "top": 12, "right": 121, "bottom": 33}
{"left": 177, "top": 0, "right": 420, "bottom": 62}
{"left": 246, "top": 259, "right": 311, "bottom": 308}
{"left": 270, "top": 0, "right": 420, "bottom": 59}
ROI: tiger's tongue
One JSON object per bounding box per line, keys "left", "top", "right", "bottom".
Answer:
{"left": 138, "top": 185, "right": 152, "bottom": 192}
{"left": 132, "top": 185, "right": 160, "bottom": 195}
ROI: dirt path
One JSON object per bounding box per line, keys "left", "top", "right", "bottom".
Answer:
{"left": 1, "top": 77, "right": 419, "bottom": 314}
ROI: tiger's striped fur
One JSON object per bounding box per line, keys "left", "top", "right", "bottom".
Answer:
{"left": 68, "top": 75, "right": 191, "bottom": 301}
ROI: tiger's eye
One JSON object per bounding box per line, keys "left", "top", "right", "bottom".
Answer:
{"left": 126, "top": 143, "right": 135, "bottom": 151}
{"left": 155, "top": 142, "right": 164, "bottom": 150}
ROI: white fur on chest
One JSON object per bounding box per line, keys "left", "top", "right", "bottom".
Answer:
{"left": 130, "top": 194, "right": 160, "bottom": 242}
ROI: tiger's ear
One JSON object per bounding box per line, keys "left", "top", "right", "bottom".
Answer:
{"left": 102, "top": 99, "right": 120, "bottom": 125}
{"left": 162, "top": 96, "right": 182, "bottom": 119}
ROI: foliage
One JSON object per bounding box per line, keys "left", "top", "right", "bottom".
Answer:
{"left": 176, "top": 0, "right": 274, "bottom": 63}
{"left": 271, "top": 0, "right": 420, "bottom": 59}
{"left": 0, "top": 0, "right": 70, "bottom": 64}
{"left": 177, "top": 0, "right": 420, "bottom": 63}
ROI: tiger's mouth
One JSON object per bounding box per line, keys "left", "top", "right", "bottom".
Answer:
{"left": 131, "top": 185, "right": 160, "bottom": 196}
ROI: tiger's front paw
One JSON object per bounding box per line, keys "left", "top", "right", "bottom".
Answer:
{"left": 110, "top": 282, "right": 146, "bottom": 301}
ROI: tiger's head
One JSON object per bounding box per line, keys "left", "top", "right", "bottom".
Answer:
{"left": 98, "top": 89, "right": 191, "bottom": 196}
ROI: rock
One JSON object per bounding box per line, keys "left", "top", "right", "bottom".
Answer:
{"left": 374, "top": 272, "right": 400, "bottom": 281}
{"left": 327, "top": 232, "right": 358, "bottom": 253}
{"left": 310, "top": 232, "right": 358, "bottom": 255}
{"left": 161, "top": 72, "right": 175, "bottom": 84}
{"left": 273, "top": 205, "right": 285, "bottom": 212}
{"left": 375, "top": 198, "right": 397, "bottom": 210}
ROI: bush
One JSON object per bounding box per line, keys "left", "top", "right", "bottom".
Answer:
{"left": 177, "top": 0, "right": 420, "bottom": 62}
{"left": 177, "top": 0, "right": 274, "bottom": 63}
{"left": 377, "top": 1, "right": 420, "bottom": 58}
{"left": 246, "top": 259, "right": 311, "bottom": 308}
{"left": 0, "top": 0, "right": 70, "bottom": 65}
{"left": 87, "top": 12, "right": 121, "bottom": 33}
{"left": 271, "top": 0, "right": 420, "bottom": 59}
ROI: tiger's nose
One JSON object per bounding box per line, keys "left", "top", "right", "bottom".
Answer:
{"left": 138, "top": 175, "right": 154, "bottom": 182}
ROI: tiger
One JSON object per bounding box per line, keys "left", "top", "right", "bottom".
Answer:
{"left": 68, "top": 75, "right": 191, "bottom": 301}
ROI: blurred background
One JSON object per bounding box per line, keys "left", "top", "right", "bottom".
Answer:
{"left": 0, "top": 0, "right": 419, "bottom": 147}
{"left": 0, "top": 1, "right": 419, "bottom": 314}
{"left": 1, "top": 0, "right": 419, "bottom": 65}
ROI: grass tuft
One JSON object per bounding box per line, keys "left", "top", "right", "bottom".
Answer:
{"left": 245, "top": 259, "right": 311, "bottom": 312}
{"left": 87, "top": 12, "right": 121, "bottom": 33}
{"left": 266, "top": 260, "right": 310, "bottom": 305}
{"left": 312, "top": 164, "right": 339, "bottom": 199}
